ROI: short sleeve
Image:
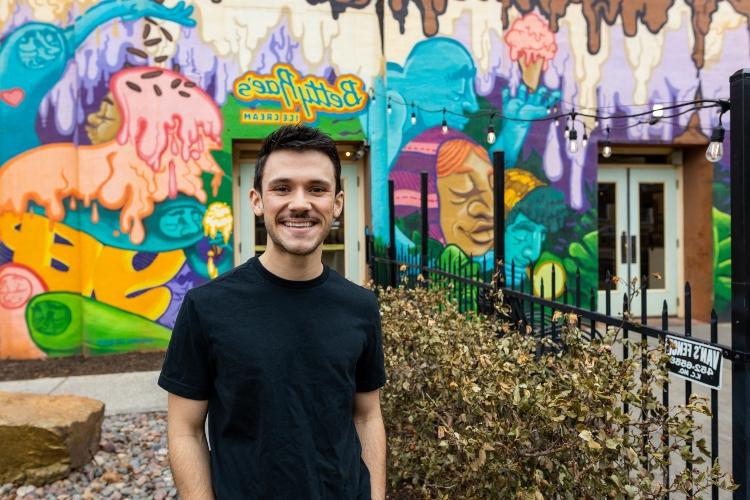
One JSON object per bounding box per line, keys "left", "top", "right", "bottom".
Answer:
{"left": 355, "top": 296, "right": 386, "bottom": 392}
{"left": 158, "top": 291, "right": 212, "bottom": 400}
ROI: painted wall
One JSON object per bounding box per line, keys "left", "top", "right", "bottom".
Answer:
{"left": 0, "top": 0, "right": 746, "bottom": 359}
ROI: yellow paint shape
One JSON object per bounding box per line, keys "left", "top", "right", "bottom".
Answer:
{"left": 0, "top": 212, "right": 184, "bottom": 320}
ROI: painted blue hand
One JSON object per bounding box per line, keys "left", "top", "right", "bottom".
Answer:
{"left": 118, "top": 0, "right": 196, "bottom": 26}
{"left": 493, "top": 84, "right": 561, "bottom": 168}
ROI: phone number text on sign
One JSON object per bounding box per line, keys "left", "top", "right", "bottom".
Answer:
{"left": 665, "top": 335, "right": 723, "bottom": 390}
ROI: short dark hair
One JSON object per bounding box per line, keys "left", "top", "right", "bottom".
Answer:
{"left": 254, "top": 124, "right": 342, "bottom": 194}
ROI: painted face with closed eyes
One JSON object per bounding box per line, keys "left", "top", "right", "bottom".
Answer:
{"left": 436, "top": 150, "right": 494, "bottom": 255}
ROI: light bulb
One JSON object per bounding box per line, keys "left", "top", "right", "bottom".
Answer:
{"left": 602, "top": 142, "right": 612, "bottom": 158}
{"left": 487, "top": 126, "right": 496, "bottom": 144}
{"left": 652, "top": 104, "right": 664, "bottom": 119}
{"left": 441, "top": 120, "right": 448, "bottom": 135}
{"left": 554, "top": 117, "right": 559, "bottom": 126}
{"left": 564, "top": 126, "right": 569, "bottom": 139}
{"left": 410, "top": 112, "right": 417, "bottom": 125}
{"left": 706, "top": 125, "right": 725, "bottom": 162}
{"left": 387, "top": 103, "right": 392, "bottom": 115}
{"left": 568, "top": 129, "right": 578, "bottom": 154}
{"left": 582, "top": 132, "right": 588, "bottom": 148}
{"left": 546, "top": 106, "right": 552, "bottom": 115}
{"left": 594, "top": 117, "right": 599, "bottom": 129}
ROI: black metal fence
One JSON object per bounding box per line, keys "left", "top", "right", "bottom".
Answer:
{"left": 366, "top": 69, "right": 750, "bottom": 499}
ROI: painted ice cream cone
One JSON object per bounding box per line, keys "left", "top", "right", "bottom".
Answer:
{"left": 520, "top": 57, "right": 545, "bottom": 93}
{"left": 504, "top": 13, "right": 557, "bottom": 93}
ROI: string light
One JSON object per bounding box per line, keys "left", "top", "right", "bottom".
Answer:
{"left": 706, "top": 124, "right": 725, "bottom": 162}
{"left": 602, "top": 126, "right": 612, "bottom": 158}
{"left": 564, "top": 123, "right": 570, "bottom": 139}
{"left": 366, "top": 91, "right": 728, "bottom": 142}
{"left": 706, "top": 100, "right": 730, "bottom": 162}
{"left": 441, "top": 108, "right": 448, "bottom": 135}
{"left": 369, "top": 88, "right": 375, "bottom": 102}
{"left": 567, "top": 127, "right": 578, "bottom": 154}
{"left": 486, "top": 113, "right": 496, "bottom": 144}
{"left": 582, "top": 130, "right": 588, "bottom": 148}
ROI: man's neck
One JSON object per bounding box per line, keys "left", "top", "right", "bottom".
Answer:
{"left": 258, "top": 245, "right": 324, "bottom": 281}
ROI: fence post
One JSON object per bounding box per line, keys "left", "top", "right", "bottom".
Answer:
{"left": 420, "top": 171, "right": 429, "bottom": 281}
{"left": 493, "top": 151, "right": 505, "bottom": 288}
{"left": 730, "top": 68, "right": 750, "bottom": 499}
{"left": 388, "top": 179, "right": 397, "bottom": 288}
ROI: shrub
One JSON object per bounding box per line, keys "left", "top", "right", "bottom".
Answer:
{"left": 378, "top": 284, "right": 736, "bottom": 498}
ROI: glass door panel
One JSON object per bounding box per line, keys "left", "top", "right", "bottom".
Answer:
{"left": 596, "top": 167, "right": 677, "bottom": 315}
{"left": 597, "top": 182, "right": 617, "bottom": 290}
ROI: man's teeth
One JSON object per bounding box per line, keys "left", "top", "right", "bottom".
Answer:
{"left": 283, "top": 221, "right": 314, "bottom": 228}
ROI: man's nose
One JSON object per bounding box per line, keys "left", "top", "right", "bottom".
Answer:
{"left": 288, "top": 188, "right": 312, "bottom": 211}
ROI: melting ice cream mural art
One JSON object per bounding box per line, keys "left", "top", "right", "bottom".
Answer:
{"left": 0, "top": 0, "right": 748, "bottom": 358}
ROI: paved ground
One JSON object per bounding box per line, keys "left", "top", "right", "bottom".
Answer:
{"left": 0, "top": 370, "right": 166, "bottom": 415}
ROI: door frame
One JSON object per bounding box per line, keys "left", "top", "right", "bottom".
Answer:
{"left": 596, "top": 162, "right": 684, "bottom": 317}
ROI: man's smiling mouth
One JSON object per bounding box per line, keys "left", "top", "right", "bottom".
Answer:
{"left": 280, "top": 219, "right": 318, "bottom": 229}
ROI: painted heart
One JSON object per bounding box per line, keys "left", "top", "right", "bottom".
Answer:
{"left": 0, "top": 88, "right": 24, "bottom": 107}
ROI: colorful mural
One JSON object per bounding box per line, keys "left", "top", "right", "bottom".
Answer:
{"left": 0, "top": 0, "right": 747, "bottom": 358}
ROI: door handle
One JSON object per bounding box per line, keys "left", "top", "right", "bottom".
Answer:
{"left": 630, "top": 235, "right": 637, "bottom": 264}
{"left": 621, "top": 231, "right": 627, "bottom": 264}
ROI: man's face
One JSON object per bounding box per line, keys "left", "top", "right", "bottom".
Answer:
{"left": 436, "top": 151, "right": 493, "bottom": 255}
{"left": 250, "top": 150, "right": 343, "bottom": 257}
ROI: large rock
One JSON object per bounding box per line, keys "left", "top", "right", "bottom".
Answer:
{"left": 0, "top": 391, "right": 104, "bottom": 485}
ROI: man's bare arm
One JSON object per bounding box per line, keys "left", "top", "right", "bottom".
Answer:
{"left": 354, "top": 389, "right": 386, "bottom": 500}
{"left": 166, "top": 393, "right": 214, "bottom": 500}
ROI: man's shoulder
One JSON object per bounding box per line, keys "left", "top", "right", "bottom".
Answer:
{"left": 187, "top": 260, "right": 257, "bottom": 301}
{"left": 326, "top": 269, "right": 378, "bottom": 308}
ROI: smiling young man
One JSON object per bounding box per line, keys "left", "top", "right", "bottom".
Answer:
{"left": 158, "top": 125, "right": 387, "bottom": 499}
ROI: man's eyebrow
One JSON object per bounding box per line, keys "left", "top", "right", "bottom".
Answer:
{"left": 266, "top": 177, "right": 333, "bottom": 186}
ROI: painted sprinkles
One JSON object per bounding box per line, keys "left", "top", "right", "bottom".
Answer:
{"left": 126, "top": 47, "right": 148, "bottom": 59}
{"left": 153, "top": 85, "right": 162, "bottom": 96}
{"left": 141, "top": 70, "right": 164, "bottom": 79}
{"left": 155, "top": 55, "right": 168, "bottom": 63}
{"left": 144, "top": 38, "right": 162, "bottom": 47}
{"left": 125, "top": 82, "right": 143, "bottom": 92}
{"left": 161, "top": 28, "right": 173, "bottom": 42}
{"left": 170, "top": 79, "right": 181, "bottom": 89}
{"left": 184, "top": 82, "right": 196, "bottom": 88}
{"left": 178, "top": 91, "right": 191, "bottom": 98}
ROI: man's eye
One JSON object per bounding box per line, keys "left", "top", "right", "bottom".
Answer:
{"left": 271, "top": 186, "right": 289, "bottom": 192}
{"left": 310, "top": 187, "right": 326, "bottom": 193}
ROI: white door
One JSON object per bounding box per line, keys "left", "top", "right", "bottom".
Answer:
{"left": 236, "top": 160, "right": 363, "bottom": 283}
{"left": 597, "top": 167, "right": 679, "bottom": 316}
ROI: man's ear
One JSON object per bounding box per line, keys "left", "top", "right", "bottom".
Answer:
{"left": 333, "top": 189, "right": 344, "bottom": 218}
{"left": 250, "top": 188, "right": 264, "bottom": 217}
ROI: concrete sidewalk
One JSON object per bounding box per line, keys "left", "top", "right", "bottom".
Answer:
{"left": 0, "top": 370, "right": 166, "bottom": 415}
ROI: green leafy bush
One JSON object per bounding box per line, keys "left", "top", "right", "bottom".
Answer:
{"left": 378, "top": 284, "right": 735, "bottom": 498}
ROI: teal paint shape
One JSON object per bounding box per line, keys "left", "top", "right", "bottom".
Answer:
{"left": 26, "top": 292, "right": 171, "bottom": 356}
{"left": 28, "top": 196, "right": 206, "bottom": 252}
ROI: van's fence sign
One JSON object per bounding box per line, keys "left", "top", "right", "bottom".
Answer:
{"left": 233, "top": 63, "right": 368, "bottom": 124}
{"left": 665, "top": 335, "right": 723, "bottom": 389}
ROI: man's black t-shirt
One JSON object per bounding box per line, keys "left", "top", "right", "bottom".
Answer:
{"left": 158, "top": 257, "right": 386, "bottom": 499}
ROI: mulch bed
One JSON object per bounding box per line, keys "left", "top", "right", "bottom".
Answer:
{"left": 0, "top": 351, "right": 166, "bottom": 382}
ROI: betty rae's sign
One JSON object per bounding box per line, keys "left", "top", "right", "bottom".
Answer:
{"left": 233, "top": 64, "right": 368, "bottom": 124}
{"left": 665, "top": 335, "right": 723, "bottom": 390}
